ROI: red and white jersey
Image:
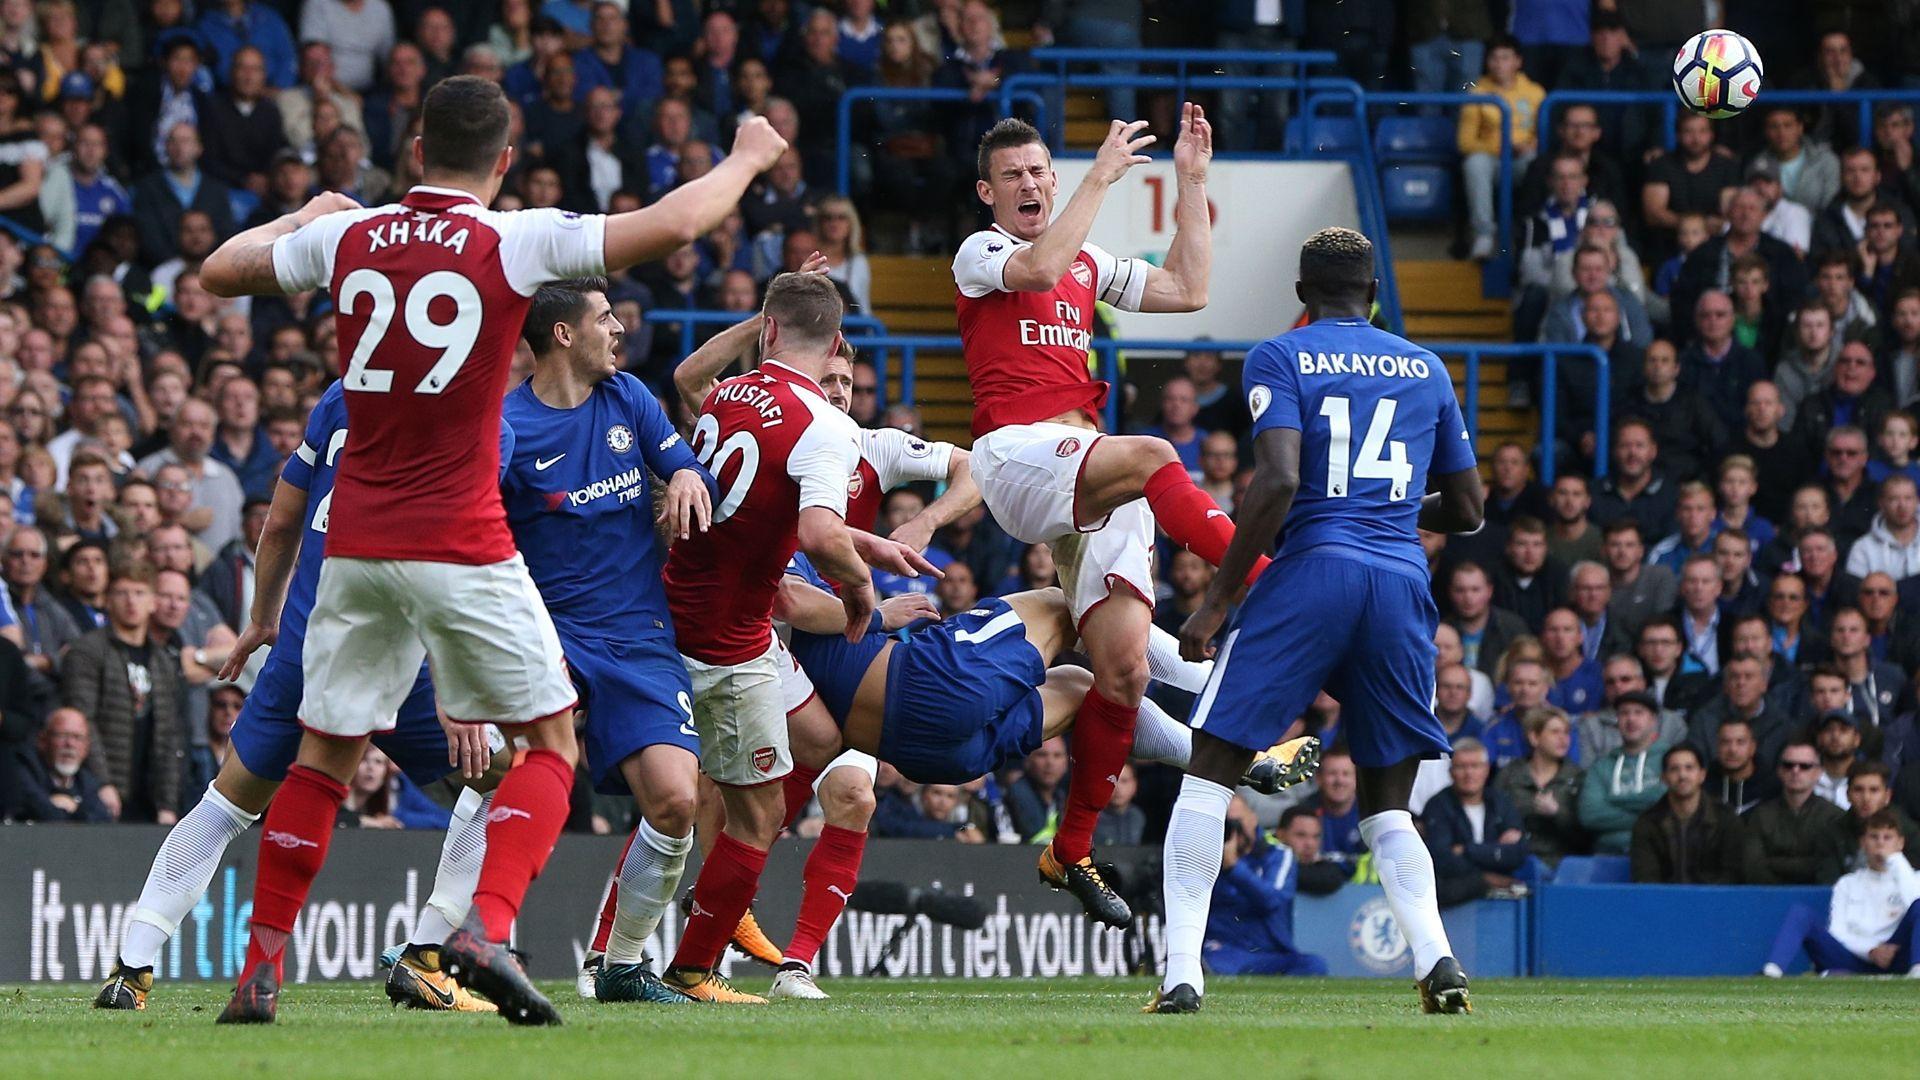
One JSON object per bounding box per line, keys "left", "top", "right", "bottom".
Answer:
{"left": 847, "top": 427, "right": 953, "bottom": 532}
{"left": 666, "top": 360, "right": 861, "bottom": 665}
{"left": 952, "top": 224, "right": 1149, "bottom": 438}
{"left": 272, "top": 185, "right": 605, "bottom": 564}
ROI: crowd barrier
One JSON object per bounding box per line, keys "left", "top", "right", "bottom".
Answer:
{"left": 1, "top": 826, "right": 1839, "bottom": 984}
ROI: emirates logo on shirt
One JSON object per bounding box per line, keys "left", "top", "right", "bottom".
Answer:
{"left": 1069, "top": 262, "right": 1092, "bottom": 288}
{"left": 1056, "top": 438, "right": 1081, "bottom": 457}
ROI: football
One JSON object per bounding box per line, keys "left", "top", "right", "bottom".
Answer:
{"left": 1672, "top": 28, "right": 1764, "bottom": 119}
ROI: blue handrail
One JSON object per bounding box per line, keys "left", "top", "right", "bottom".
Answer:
{"left": 643, "top": 309, "right": 888, "bottom": 368}
{"left": 1426, "top": 342, "right": 1612, "bottom": 483}
{"left": 834, "top": 85, "right": 1049, "bottom": 196}
{"left": 1005, "top": 48, "right": 1337, "bottom": 143}
{"left": 1539, "top": 88, "right": 1920, "bottom": 154}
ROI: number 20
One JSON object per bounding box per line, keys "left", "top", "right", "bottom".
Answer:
{"left": 338, "top": 268, "right": 482, "bottom": 394}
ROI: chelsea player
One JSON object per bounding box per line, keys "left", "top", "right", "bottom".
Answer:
{"left": 1155, "top": 228, "right": 1487, "bottom": 1015}
{"left": 500, "top": 278, "right": 715, "bottom": 1005}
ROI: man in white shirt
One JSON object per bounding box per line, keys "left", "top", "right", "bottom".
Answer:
{"left": 1746, "top": 159, "right": 1813, "bottom": 255}
{"left": 1763, "top": 811, "right": 1920, "bottom": 976}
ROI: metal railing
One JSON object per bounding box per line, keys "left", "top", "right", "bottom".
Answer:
{"left": 1440, "top": 342, "right": 1612, "bottom": 483}
{"left": 834, "top": 85, "right": 1049, "bottom": 196}
{"left": 643, "top": 308, "right": 888, "bottom": 366}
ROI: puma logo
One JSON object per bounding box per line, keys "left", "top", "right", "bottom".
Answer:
{"left": 827, "top": 885, "right": 852, "bottom": 903}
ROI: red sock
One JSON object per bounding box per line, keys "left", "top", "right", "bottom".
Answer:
{"left": 470, "top": 748, "right": 573, "bottom": 941}
{"left": 1143, "top": 461, "right": 1270, "bottom": 586}
{"left": 589, "top": 827, "right": 637, "bottom": 953}
{"left": 781, "top": 763, "right": 824, "bottom": 830}
{"left": 785, "top": 825, "right": 866, "bottom": 968}
{"left": 240, "top": 764, "right": 345, "bottom": 983}
{"left": 1054, "top": 686, "right": 1138, "bottom": 864}
{"left": 669, "top": 831, "right": 768, "bottom": 971}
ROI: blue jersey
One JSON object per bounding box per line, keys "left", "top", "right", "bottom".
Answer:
{"left": 275, "top": 382, "right": 350, "bottom": 649}
{"left": 1244, "top": 317, "right": 1476, "bottom": 576}
{"left": 501, "top": 373, "right": 711, "bottom": 642}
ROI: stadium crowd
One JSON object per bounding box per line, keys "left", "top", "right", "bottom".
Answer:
{"left": 0, "top": 0, "right": 1916, "bottom": 917}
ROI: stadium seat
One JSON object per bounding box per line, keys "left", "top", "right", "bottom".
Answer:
{"left": 1379, "top": 164, "right": 1452, "bottom": 222}
{"left": 1551, "top": 856, "right": 1633, "bottom": 884}
{"left": 1286, "top": 115, "right": 1368, "bottom": 155}
{"left": 1374, "top": 115, "right": 1456, "bottom": 162}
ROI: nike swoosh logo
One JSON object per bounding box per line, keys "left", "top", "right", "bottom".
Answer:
{"left": 535, "top": 454, "right": 567, "bottom": 471}
{"left": 411, "top": 968, "right": 456, "bottom": 1007}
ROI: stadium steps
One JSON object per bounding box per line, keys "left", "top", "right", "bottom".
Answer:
{"left": 869, "top": 254, "right": 972, "bottom": 444}
{"left": 1395, "top": 258, "right": 1535, "bottom": 456}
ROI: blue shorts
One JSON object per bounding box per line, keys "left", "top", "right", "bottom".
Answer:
{"left": 565, "top": 631, "right": 698, "bottom": 796}
{"left": 231, "top": 653, "right": 453, "bottom": 786}
{"left": 878, "top": 599, "right": 1047, "bottom": 785}
{"left": 1190, "top": 554, "right": 1450, "bottom": 769}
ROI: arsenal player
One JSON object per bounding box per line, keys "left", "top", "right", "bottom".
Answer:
{"left": 952, "top": 105, "right": 1262, "bottom": 926}
{"left": 196, "top": 75, "right": 787, "bottom": 1025}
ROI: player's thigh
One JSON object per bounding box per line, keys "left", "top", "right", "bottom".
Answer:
{"left": 226, "top": 661, "right": 305, "bottom": 797}
{"left": 300, "top": 558, "right": 429, "bottom": 737}
{"left": 969, "top": 423, "right": 1098, "bottom": 543}
{"left": 1076, "top": 433, "right": 1178, "bottom": 521}
{"left": 576, "top": 636, "right": 699, "bottom": 797}
{"left": 787, "top": 694, "right": 845, "bottom": 772}
{"left": 411, "top": 555, "right": 576, "bottom": 724}
{"left": 1334, "top": 570, "right": 1451, "bottom": 770}
{"left": 1058, "top": 497, "right": 1155, "bottom": 630}
{"left": 372, "top": 670, "right": 477, "bottom": 788}
{"left": 682, "top": 641, "right": 792, "bottom": 786}
{"left": 1038, "top": 664, "right": 1094, "bottom": 740}
{"left": 877, "top": 609, "right": 1048, "bottom": 785}
{"left": 1189, "top": 559, "right": 1355, "bottom": 753}
{"left": 1002, "top": 586, "right": 1074, "bottom": 663}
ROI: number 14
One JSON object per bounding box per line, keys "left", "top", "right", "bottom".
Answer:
{"left": 1320, "top": 395, "right": 1411, "bottom": 500}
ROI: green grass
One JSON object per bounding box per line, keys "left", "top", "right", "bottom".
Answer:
{"left": 4, "top": 977, "right": 1918, "bottom": 1079}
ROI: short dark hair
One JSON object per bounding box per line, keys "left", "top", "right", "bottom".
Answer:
{"left": 1808, "top": 661, "right": 1847, "bottom": 687}
{"left": 522, "top": 277, "right": 609, "bottom": 356}
{"left": 109, "top": 558, "right": 157, "bottom": 588}
{"left": 1278, "top": 805, "right": 1319, "bottom": 832}
{"left": 420, "top": 75, "right": 511, "bottom": 177}
{"left": 1849, "top": 759, "right": 1892, "bottom": 785}
{"left": 1661, "top": 743, "right": 1703, "bottom": 771}
{"left": 1509, "top": 514, "right": 1546, "bottom": 538}
{"left": 1603, "top": 518, "right": 1643, "bottom": 541}
{"left": 976, "top": 117, "right": 1045, "bottom": 181}
{"left": 1863, "top": 809, "right": 1903, "bottom": 834}
{"left": 761, "top": 271, "right": 845, "bottom": 351}
{"left": 1298, "top": 227, "right": 1374, "bottom": 298}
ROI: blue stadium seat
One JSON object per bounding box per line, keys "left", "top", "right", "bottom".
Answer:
{"left": 1551, "top": 855, "right": 1633, "bottom": 884}
{"left": 1379, "top": 164, "right": 1452, "bottom": 222}
{"left": 1374, "top": 115, "right": 1456, "bottom": 162}
{"left": 1286, "top": 115, "right": 1368, "bottom": 154}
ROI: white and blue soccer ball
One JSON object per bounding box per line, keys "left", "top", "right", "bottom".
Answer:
{"left": 1672, "top": 29, "right": 1764, "bottom": 120}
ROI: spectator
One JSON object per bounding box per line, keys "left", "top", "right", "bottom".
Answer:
{"left": 1603, "top": 520, "right": 1676, "bottom": 640}
{"left": 1856, "top": 205, "right": 1920, "bottom": 317}
{"left": 131, "top": 122, "right": 234, "bottom": 267}
{"left": 570, "top": 1, "right": 661, "bottom": 117}
{"left": 1515, "top": 152, "right": 1593, "bottom": 293}
{"left": 1672, "top": 187, "right": 1807, "bottom": 344}
{"left": 1621, "top": 339, "right": 1726, "bottom": 481}
{"left": 1590, "top": 419, "right": 1678, "bottom": 539}
{"left": 1495, "top": 705, "right": 1583, "bottom": 865}
{"left": 1434, "top": 662, "right": 1483, "bottom": 745}
{"left": 742, "top": 146, "right": 812, "bottom": 250}
{"left": 1729, "top": 382, "right": 1814, "bottom": 525}
{"left": 341, "top": 746, "right": 403, "bottom": 829}
{"left": 776, "top": 8, "right": 861, "bottom": 187}
{"left": 1567, "top": 560, "right": 1628, "bottom": 661}
{"left": 1713, "top": 529, "right": 1765, "bottom": 621}
{"left": 1847, "top": 474, "right": 1920, "bottom": 579}
{"left": 813, "top": 195, "right": 871, "bottom": 316}
{"left": 60, "top": 561, "right": 180, "bottom": 824}
{"left": 1518, "top": 105, "right": 1626, "bottom": 216}
{"left": 1483, "top": 656, "right": 1551, "bottom": 770}
{"left": 1761, "top": 811, "right": 1919, "bottom": 977}
{"left": 5, "top": 524, "right": 79, "bottom": 683}
{"left": 1583, "top": 652, "right": 1687, "bottom": 761}
{"left": 1643, "top": 113, "right": 1741, "bottom": 259}
{"left": 1814, "top": 146, "right": 1914, "bottom": 258}
{"left": 1708, "top": 716, "right": 1779, "bottom": 814}
{"left": 55, "top": 540, "right": 109, "bottom": 631}
{"left": 1631, "top": 743, "right": 1744, "bottom": 883}
{"left": 1452, "top": 37, "right": 1542, "bottom": 262}
{"left": 933, "top": 1, "right": 1028, "bottom": 195}
{"left": 275, "top": 42, "right": 366, "bottom": 161}
{"left": 872, "top": 764, "right": 974, "bottom": 840}
{"left": 1300, "top": 747, "right": 1363, "bottom": 861}
{"left": 1679, "top": 286, "right": 1775, "bottom": 440}
{"left": 1744, "top": 737, "right": 1850, "bottom": 884}
{"left": 1446, "top": 561, "right": 1529, "bottom": 677}
{"left": 1729, "top": 254, "right": 1788, "bottom": 361}
{"left": 1714, "top": 455, "right": 1777, "bottom": 549}
{"left": 136, "top": 399, "right": 245, "bottom": 555}
{"left": 300, "top": 0, "right": 397, "bottom": 94}
{"left": 554, "top": 87, "right": 646, "bottom": 213}
{"left": 1541, "top": 607, "right": 1602, "bottom": 714}
{"left": 3, "top": 706, "right": 112, "bottom": 822}
{"left": 1829, "top": 609, "right": 1907, "bottom": 735}
{"left": 199, "top": 46, "right": 286, "bottom": 195}
{"left": 1540, "top": 242, "right": 1653, "bottom": 347}
{"left": 1839, "top": 762, "right": 1920, "bottom": 859}
{"left": 1093, "top": 764, "right": 1143, "bottom": 847}
{"left": 63, "top": 123, "right": 129, "bottom": 257}
{"left": 1812, "top": 252, "right": 1881, "bottom": 346}
{"left": 1858, "top": 571, "right": 1920, "bottom": 675}
{"left": 1197, "top": 432, "right": 1238, "bottom": 514}
{"left": 1692, "top": 651, "right": 1795, "bottom": 765}
{"left": 1542, "top": 479, "right": 1598, "bottom": 571}
{"left": 1492, "top": 518, "right": 1564, "bottom": 636}
{"left": 1005, "top": 736, "right": 1068, "bottom": 842}
{"left": 362, "top": 43, "right": 428, "bottom": 174}
{"left": 1751, "top": 106, "right": 1842, "bottom": 213}
{"left": 1557, "top": 11, "right": 1657, "bottom": 158}
{"left": 934, "top": 560, "right": 977, "bottom": 615}
{"left": 1202, "top": 801, "right": 1333, "bottom": 977}
{"left": 1650, "top": 484, "right": 1719, "bottom": 577}
{"left": 1434, "top": 622, "right": 1496, "bottom": 720}
{"left": 1810, "top": 703, "right": 1868, "bottom": 809}
{"left": 522, "top": 51, "right": 585, "bottom": 163}
{"left": 1870, "top": 411, "right": 1920, "bottom": 482}
{"left": 1876, "top": 103, "right": 1920, "bottom": 211}
{"left": 1577, "top": 689, "right": 1669, "bottom": 854}
{"left": 1746, "top": 159, "right": 1814, "bottom": 256}
{"left": 1821, "top": 426, "right": 1880, "bottom": 545}
{"left": 837, "top": 0, "right": 883, "bottom": 77}
{"left": 1484, "top": 443, "right": 1550, "bottom": 528}
{"left": 1422, "top": 739, "right": 1529, "bottom": 905}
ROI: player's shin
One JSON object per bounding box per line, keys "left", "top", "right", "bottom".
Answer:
{"left": 470, "top": 747, "right": 575, "bottom": 941}
{"left": 590, "top": 832, "right": 635, "bottom": 955}
{"left": 1161, "top": 774, "right": 1233, "bottom": 996}
{"left": 608, "top": 817, "right": 692, "bottom": 964}
{"left": 1146, "top": 624, "right": 1213, "bottom": 693}
{"left": 121, "top": 785, "right": 260, "bottom": 969}
{"left": 241, "top": 765, "right": 347, "bottom": 983}
{"left": 1055, "top": 684, "right": 1137, "bottom": 863}
{"left": 1128, "top": 696, "right": 1193, "bottom": 767}
{"left": 412, "top": 789, "right": 492, "bottom": 948}
{"left": 1359, "top": 809, "right": 1455, "bottom": 980}
{"left": 1143, "top": 461, "right": 1271, "bottom": 586}
{"left": 670, "top": 829, "right": 769, "bottom": 971}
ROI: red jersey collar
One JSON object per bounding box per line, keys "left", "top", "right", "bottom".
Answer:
{"left": 403, "top": 184, "right": 486, "bottom": 209}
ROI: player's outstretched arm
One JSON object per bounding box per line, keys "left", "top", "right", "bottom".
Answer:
{"left": 888, "top": 449, "right": 979, "bottom": 552}
{"left": 1419, "top": 466, "right": 1487, "bottom": 535}
{"left": 1000, "top": 120, "right": 1154, "bottom": 292}
{"left": 604, "top": 116, "right": 787, "bottom": 274}
{"left": 216, "top": 478, "right": 308, "bottom": 680}
{"left": 798, "top": 507, "right": 880, "bottom": 641}
{"left": 673, "top": 312, "right": 763, "bottom": 414}
{"left": 1138, "top": 102, "right": 1212, "bottom": 313}
{"left": 1179, "top": 427, "right": 1300, "bottom": 661}
{"left": 201, "top": 191, "right": 361, "bottom": 298}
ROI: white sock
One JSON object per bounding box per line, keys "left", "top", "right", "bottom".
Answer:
{"left": 607, "top": 817, "right": 693, "bottom": 965}
{"left": 1359, "top": 809, "right": 1454, "bottom": 980}
{"left": 1161, "top": 775, "right": 1232, "bottom": 996}
{"left": 1148, "top": 624, "right": 1213, "bottom": 693}
{"left": 121, "top": 785, "right": 259, "bottom": 969}
{"left": 414, "top": 789, "right": 491, "bottom": 946}
{"left": 1129, "top": 696, "right": 1192, "bottom": 767}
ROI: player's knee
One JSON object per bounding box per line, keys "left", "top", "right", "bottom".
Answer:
{"left": 1121, "top": 435, "right": 1180, "bottom": 479}
{"left": 644, "top": 789, "right": 698, "bottom": 837}
{"left": 819, "top": 770, "right": 876, "bottom": 828}
{"left": 1092, "top": 659, "right": 1150, "bottom": 706}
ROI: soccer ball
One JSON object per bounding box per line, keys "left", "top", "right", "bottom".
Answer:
{"left": 1671, "top": 29, "right": 1764, "bottom": 120}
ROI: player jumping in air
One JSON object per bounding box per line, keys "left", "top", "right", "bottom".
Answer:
{"left": 499, "top": 278, "right": 715, "bottom": 1006}
{"left": 953, "top": 106, "right": 1277, "bottom": 927}
{"left": 93, "top": 380, "right": 505, "bottom": 1016}
{"left": 196, "top": 75, "right": 788, "bottom": 1025}
{"left": 1154, "top": 227, "right": 1487, "bottom": 1015}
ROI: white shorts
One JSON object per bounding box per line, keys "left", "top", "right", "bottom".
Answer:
{"left": 301, "top": 555, "right": 576, "bottom": 736}
{"left": 772, "top": 633, "right": 817, "bottom": 715}
{"left": 682, "top": 639, "right": 793, "bottom": 786}
{"left": 973, "top": 422, "right": 1155, "bottom": 621}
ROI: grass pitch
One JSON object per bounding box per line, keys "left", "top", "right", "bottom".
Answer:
{"left": 4, "top": 976, "right": 1916, "bottom": 1079}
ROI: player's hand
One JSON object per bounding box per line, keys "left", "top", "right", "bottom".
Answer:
{"left": 1869, "top": 943, "right": 1899, "bottom": 969}
{"left": 218, "top": 619, "right": 278, "bottom": 681}
{"left": 730, "top": 115, "right": 788, "bottom": 173}
{"left": 293, "top": 190, "right": 360, "bottom": 227}
{"left": 156, "top": 809, "right": 178, "bottom": 826}
{"left": 878, "top": 592, "right": 941, "bottom": 630}
{"left": 840, "top": 578, "right": 878, "bottom": 642}
{"left": 852, "top": 529, "right": 945, "bottom": 581}
{"left": 438, "top": 706, "right": 493, "bottom": 781}
{"left": 886, "top": 513, "right": 937, "bottom": 554}
{"left": 1090, "top": 119, "right": 1154, "bottom": 185}
{"left": 660, "top": 468, "right": 712, "bottom": 540}
{"left": 98, "top": 784, "right": 122, "bottom": 820}
{"left": 1173, "top": 102, "right": 1212, "bottom": 183}
{"left": 799, "top": 249, "right": 830, "bottom": 275}
{"left": 1178, "top": 600, "right": 1227, "bottom": 662}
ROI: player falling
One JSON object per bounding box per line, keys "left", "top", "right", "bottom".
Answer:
{"left": 1153, "top": 227, "right": 1487, "bottom": 1015}
{"left": 196, "top": 75, "right": 787, "bottom": 1025}
{"left": 953, "top": 107, "right": 1274, "bottom": 926}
